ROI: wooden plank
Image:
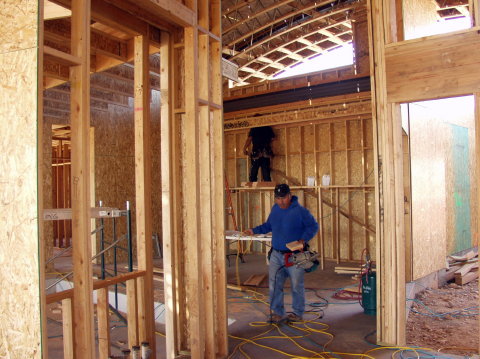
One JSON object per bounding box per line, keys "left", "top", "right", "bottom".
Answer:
{"left": 454, "top": 262, "right": 479, "bottom": 277}
{"left": 126, "top": 279, "right": 138, "bottom": 348}
{"left": 70, "top": 0, "right": 95, "bottom": 357}
{"left": 97, "top": 287, "right": 111, "bottom": 358}
{"left": 62, "top": 298, "right": 74, "bottom": 359}
{"left": 198, "top": 30, "right": 215, "bottom": 358}
{"left": 455, "top": 270, "right": 479, "bottom": 285}
{"left": 385, "top": 28, "right": 480, "bottom": 103}
{"left": 44, "top": 45, "right": 81, "bottom": 66}
{"left": 133, "top": 34, "right": 155, "bottom": 352}
{"left": 160, "top": 30, "right": 178, "bottom": 359}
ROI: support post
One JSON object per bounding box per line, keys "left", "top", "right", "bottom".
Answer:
{"left": 134, "top": 33, "right": 155, "bottom": 355}
{"left": 70, "top": 0, "right": 95, "bottom": 356}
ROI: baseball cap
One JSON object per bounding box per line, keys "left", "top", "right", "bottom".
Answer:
{"left": 274, "top": 184, "right": 290, "bottom": 198}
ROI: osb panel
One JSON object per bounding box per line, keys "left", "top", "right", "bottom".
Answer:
{"left": 365, "top": 150, "right": 375, "bottom": 184}
{"left": 348, "top": 120, "right": 363, "bottom": 149}
{"left": 316, "top": 153, "right": 331, "bottom": 181}
{"left": 303, "top": 125, "right": 315, "bottom": 153}
{"left": 350, "top": 150, "right": 364, "bottom": 185}
{"left": 236, "top": 131, "right": 248, "bottom": 156}
{"left": 409, "top": 104, "right": 447, "bottom": 280}
{"left": 332, "top": 151, "right": 347, "bottom": 185}
{"left": 226, "top": 159, "right": 236, "bottom": 188}
{"left": 150, "top": 91, "right": 162, "bottom": 240}
{"left": 287, "top": 127, "right": 301, "bottom": 153}
{"left": 321, "top": 200, "right": 334, "bottom": 258}
{"left": 304, "top": 153, "right": 315, "bottom": 183}
{"left": 351, "top": 222, "right": 366, "bottom": 259}
{"left": 316, "top": 124, "right": 331, "bottom": 152}
{"left": 332, "top": 122, "right": 346, "bottom": 150}
{"left": 225, "top": 133, "right": 236, "bottom": 159}
{"left": 402, "top": 0, "right": 439, "bottom": 40}
{"left": 364, "top": 118, "right": 373, "bottom": 148}
{"left": 271, "top": 155, "right": 286, "bottom": 182}
{"left": 43, "top": 120, "right": 54, "bottom": 271}
{"left": 236, "top": 158, "right": 248, "bottom": 185}
{"left": 272, "top": 128, "right": 286, "bottom": 156}
{"left": 0, "top": 47, "right": 42, "bottom": 357}
{"left": 287, "top": 154, "right": 302, "bottom": 183}
{"left": 0, "top": 0, "right": 38, "bottom": 53}
{"left": 339, "top": 215, "right": 349, "bottom": 260}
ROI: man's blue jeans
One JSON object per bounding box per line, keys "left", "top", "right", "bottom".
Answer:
{"left": 269, "top": 249, "right": 305, "bottom": 317}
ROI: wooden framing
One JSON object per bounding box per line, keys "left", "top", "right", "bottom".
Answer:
{"left": 224, "top": 95, "right": 375, "bottom": 263}
{"left": 368, "top": 0, "right": 480, "bottom": 347}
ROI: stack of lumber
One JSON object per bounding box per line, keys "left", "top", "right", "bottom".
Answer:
{"left": 446, "top": 249, "right": 478, "bottom": 285}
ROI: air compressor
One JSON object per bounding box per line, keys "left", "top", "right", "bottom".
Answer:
{"left": 361, "top": 253, "right": 376, "bottom": 315}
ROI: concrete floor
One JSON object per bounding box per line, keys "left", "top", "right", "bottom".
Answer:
{"left": 46, "top": 249, "right": 466, "bottom": 358}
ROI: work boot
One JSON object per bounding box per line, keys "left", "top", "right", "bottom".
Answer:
{"left": 269, "top": 313, "right": 283, "bottom": 323}
{"left": 286, "top": 313, "right": 302, "bottom": 322}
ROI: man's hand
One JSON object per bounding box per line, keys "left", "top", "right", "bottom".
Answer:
{"left": 243, "top": 228, "right": 254, "bottom": 235}
{"left": 243, "top": 148, "right": 250, "bottom": 156}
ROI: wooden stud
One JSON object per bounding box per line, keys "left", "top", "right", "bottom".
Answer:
{"left": 183, "top": 25, "right": 205, "bottom": 358}
{"left": 70, "top": 0, "right": 95, "bottom": 357}
{"left": 133, "top": 33, "right": 155, "bottom": 353}
{"left": 368, "top": 0, "right": 406, "bottom": 345}
{"left": 160, "top": 30, "right": 179, "bottom": 359}
{"left": 97, "top": 288, "right": 110, "bottom": 358}
{"left": 126, "top": 278, "right": 139, "bottom": 348}
{"left": 62, "top": 298, "right": 74, "bottom": 359}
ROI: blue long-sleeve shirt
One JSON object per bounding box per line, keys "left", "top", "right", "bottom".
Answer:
{"left": 252, "top": 196, "right": 319, "bottom": 251}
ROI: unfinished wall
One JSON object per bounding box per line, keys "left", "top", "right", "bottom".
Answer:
{"left": 225, "top": 93, "right": 375, "bottom": 262}
{"left": 0, "top": 1, "right": 43, "bottom": 357}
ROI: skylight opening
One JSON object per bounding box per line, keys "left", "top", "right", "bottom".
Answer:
{"left": 273, "top": 43, "right": 354, "bottom": 80}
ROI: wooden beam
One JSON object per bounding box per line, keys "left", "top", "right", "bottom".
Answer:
{"left": 104, "top": 0, "right": 195, "bottom": 28}
{"left": 385, "top": 28, "right": 480, "bottom": 103}
{"left": 70, "top": 0, "right": 95, "bottom": 357}
{"left": 133, "top": 33, "right": 156, "bottom": 355}
{"left": 50, "top": 0, "right": 147, "bottom": 34}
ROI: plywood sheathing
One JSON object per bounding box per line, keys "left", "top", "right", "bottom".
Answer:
{"left": 0, "top": 1, "right": 45, "bottom": 357}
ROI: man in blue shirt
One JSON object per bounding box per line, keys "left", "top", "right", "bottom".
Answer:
{"left": 244, "top": 184, "right": 319, "bottom": 323}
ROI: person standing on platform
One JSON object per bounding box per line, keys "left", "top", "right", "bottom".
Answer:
{"left": 242, "top": 125, "right": 275, "bottom": 182}
{"left": 243, "top": 184, "right": 319, "bottom": 323}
